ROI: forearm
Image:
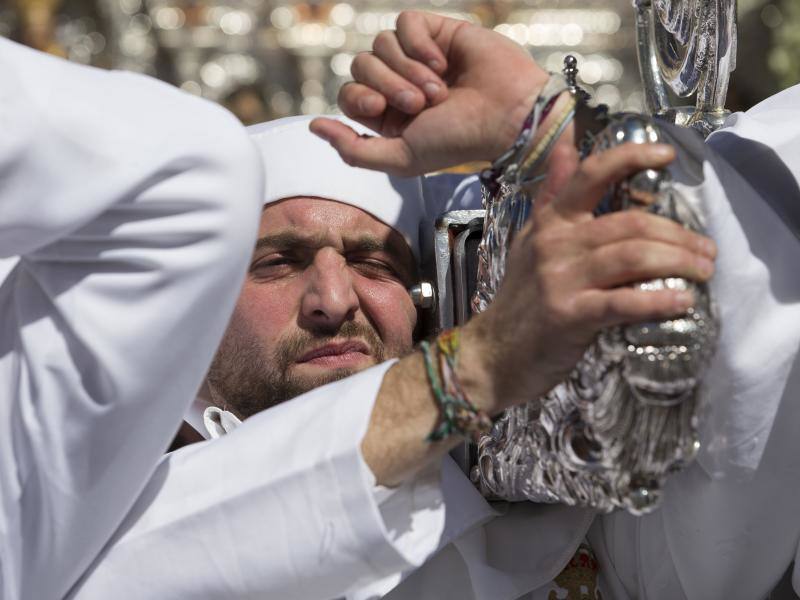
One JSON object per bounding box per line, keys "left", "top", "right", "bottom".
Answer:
{"left": 0, "top": 38, "right": 257, "bottom": 257}
{"left": 72, "top": 362, "right": 445, "bottom": 600}
{"left": 362, "top": 317, "right": 502, "bottom": 487}
{"left": 362, "top": 352, "right": 455, "bottom": 487}
{"left": 0, "top": 38, "right": 265, "bottom": 600}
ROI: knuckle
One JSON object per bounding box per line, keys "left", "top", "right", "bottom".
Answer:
{"left": 373, "top": 30, "right": 394, "bottom": 52}
{"left": 395, "top": 10, "right": 418, "bottom": 30}
{"left": 396, "top": 10, "right": 412, "bottom": 24}
{"left": 408, "top": 61, "right": 431, "bottom": 82}
{"left": 338, "top": 81, "right": 358, "bottom": 101}
{"left": 531, "top": 228, "right": 569, "bottom": 262}
{"left": 624, "top": 210, "right": 650, "bottom": 236}
{"left": 349, "top": 53, "right": 370, "bottom": 78}
{"left": 577, "top": 159, "right": 601, "bottom": 183}
{"left": 337, "top": 88, "right": 360, "bottom": 119}
{"left": 553, "top": 294, "right": 579, "bottom": 324}
{"left": 338, "top": 146, "right": 359, "bottom": 167}
{"left": 537, "top": 263, "right": 573, "bottom": 316}
{"left": 604, "top": 293, "right": 629, "bottom": 321}
{"left": 674, "top": 248, "right": 697, "bottom": 273}
{"left": 407, "top": 38, "right": 429, "bottom": 57}
{"left": 616, "top": 242, "right": 644, "bottom": 270}
{"left": 539, "top": 283, "right": 565, "bottom": 318}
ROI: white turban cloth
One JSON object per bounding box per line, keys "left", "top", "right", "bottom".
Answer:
{"left": 247, "top": 115, "right": 427, "bottom": 259}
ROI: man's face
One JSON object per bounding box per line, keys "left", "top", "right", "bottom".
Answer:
{"left": 208, "top": 196, "right": 418, "bottom": 418}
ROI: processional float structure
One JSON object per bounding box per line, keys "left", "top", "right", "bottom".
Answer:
{"left": 462, "top": 0, "right": 736, "bottom": 514}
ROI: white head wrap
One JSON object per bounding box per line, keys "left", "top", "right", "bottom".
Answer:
{"left": 247, "top": 115, "right": 427, "bottom": 259}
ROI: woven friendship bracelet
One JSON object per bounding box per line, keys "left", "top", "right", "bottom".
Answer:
{"left": 518, "top": 94, "right": 578, "bottom": 182}
{"left": 481, "top": 55, "right": 600, "bottom": 199}
{"left": 479, "top": 72, "right": 571, "bottom": 195}
{"left": 422, "top": 331, "right": 493, "bottom": 443}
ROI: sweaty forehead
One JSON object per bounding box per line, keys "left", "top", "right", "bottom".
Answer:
{"left": 260, "top": 197, "right": 380, "bottom": 235}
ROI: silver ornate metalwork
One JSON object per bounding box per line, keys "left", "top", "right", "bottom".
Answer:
{"left": 471, "top": 109, "right": 719, "bottom": 515}
{"left": 634, "top": 0, "right": 737, "bottom": 137}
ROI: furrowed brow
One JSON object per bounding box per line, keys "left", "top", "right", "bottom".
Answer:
{"left": 253, "top": 231, "right": 326, "bottom": 252}
{"left": 346, "top": 235, "right": 417, "bottom": 280}
{"left": 346, "top": 235, "right": 391, "bottom": 253}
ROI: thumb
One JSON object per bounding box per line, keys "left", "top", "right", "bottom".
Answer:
{"left": 553, "top": 142, "right": 675, "bottom": 220}
{"left": 309, "top": 117, "right": 416, "bottom": 176}
{"left": 537, "top": 134, "right": 580, "bottom": 208}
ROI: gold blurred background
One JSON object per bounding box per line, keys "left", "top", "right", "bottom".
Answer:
{"left": 2, "top": 0, "right": 797, "bottom": 125}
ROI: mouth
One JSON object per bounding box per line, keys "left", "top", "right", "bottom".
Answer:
{"left": 295, "top": 340, "right": 373, "bottom": 369}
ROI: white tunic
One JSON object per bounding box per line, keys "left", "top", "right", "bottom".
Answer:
{"left": 0, "top": 39, "right": 263, "bottom": 600}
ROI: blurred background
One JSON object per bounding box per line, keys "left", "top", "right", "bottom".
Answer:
{"left": 2, "top": 0, "right": 797, "bottom": 125}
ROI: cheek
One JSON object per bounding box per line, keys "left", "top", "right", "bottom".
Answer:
{"left": 356, "top": 279, "right": 417, "bottom": 350}
{"left": 232, "top": 281, "right": 302, "bottom": 350}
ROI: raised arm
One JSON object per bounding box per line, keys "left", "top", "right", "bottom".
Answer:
{"left": 0, "top": 39, "right": 263, "bottom": 600}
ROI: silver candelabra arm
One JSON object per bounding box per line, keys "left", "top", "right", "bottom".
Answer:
{"left": 634, "top": 0, "right": 737, "bottom": 137}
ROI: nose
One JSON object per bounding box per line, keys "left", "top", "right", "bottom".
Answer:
{"left": 299, "top": 248, "right": 359, "bottom": 330}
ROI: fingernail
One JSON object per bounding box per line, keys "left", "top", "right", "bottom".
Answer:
{"left": 648, "top": 144, "right": 674, "bottom": 159}
{"left": 675, "top": 290, "right": 694, "bottom": 310}
{"left": 394, "top": 90, "right": 416, "bottom": 112}
{"left": 358, "top": 95, "right": 379, "bottom": 114}
{"left": 428, "top": 59, "right": 442, "bottom": 71}
{"left": 423, "top": 81, "right": 441, "bottom": 99}
{"left": 701, "top": 237, "right": 717, "bottom": 257}
{"left": 696, "top": 257, "right": 714, "bottom": 278}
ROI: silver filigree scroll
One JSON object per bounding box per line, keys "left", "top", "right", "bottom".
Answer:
{"left": 634, "top": 0, "right": 737, "bottom": 137}
{"left": 471, "top": 114, "right": 719, "bottom": 514}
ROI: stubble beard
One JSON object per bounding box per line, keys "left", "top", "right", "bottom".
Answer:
{"left": 207, "top": 321, "right": 397, "bottom": 419}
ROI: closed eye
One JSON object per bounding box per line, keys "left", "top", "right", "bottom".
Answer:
{"left": 349, "top": 257, "right": 405, "bottom": 283}
{"left": 250, "top": 253, "right": 306, "bottom": 279}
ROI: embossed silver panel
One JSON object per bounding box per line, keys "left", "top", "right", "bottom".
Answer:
{"left": 471, "top": 114, "right": 718, "bottom": 514}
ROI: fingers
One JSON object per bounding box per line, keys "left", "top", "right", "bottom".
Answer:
{"left": 309, "top": 117, "right": 414, "bottom": 175}
{"left": 535, "top": 130, "right": 580, "bottom": 208}
{"left": 338, "top": 83, "right": 413, "bottom": 137}
{"left": 372, "top": 30, "right": 447, "bottom": 105}
{"left": 394, "top": 11, "right": 450, "bottom": 74}
{"left": 577, "top": 287, "right": 696, "bottom": 329}
{"left": 346, "top": 13, "right": 450, "bottom": 117}
{"left": 553, "top": 143, "right": 676, "bottom": 218}
{"left": 350, "top": 52, "right": 428, "bottom": 115}
{"left": 583, "top": 210, "right": 717, "bottom": 259}
{"left": 338, "top": 81, "right": 387, "bottom": 123}
{"left": 582, "top": 239, "right": 714, "bottom": 289}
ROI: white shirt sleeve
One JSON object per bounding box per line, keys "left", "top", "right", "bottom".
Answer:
{"left": 70, "top": 361, "right": 446, "bottom": 600}
{"left": 0, "top": 39, "right": 263, "bottom": 600}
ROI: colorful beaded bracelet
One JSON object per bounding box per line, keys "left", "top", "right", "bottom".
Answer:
{"left": 422, "top": 330, "right": 493, "bottom": 443}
